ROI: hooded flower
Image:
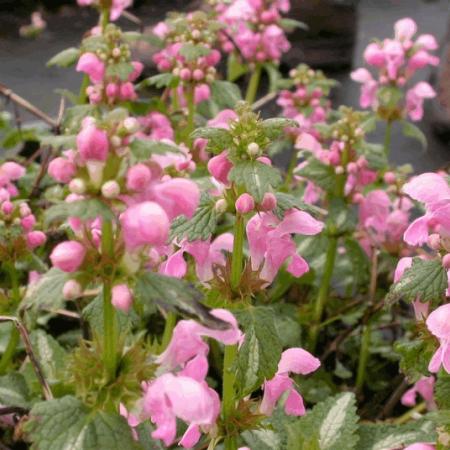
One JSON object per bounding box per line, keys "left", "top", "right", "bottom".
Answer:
{"left": 247, "top": 209, "right": 324, "bottom": 283}
{"left": 405, "top": 82, "right": 436, "bottom": 121}
{"left": 260, "top": 348, "right": 320, "bottom": 416}
{"left": 426, "top": 303, "right": 450, "bottom": 374}
{"left": 401, "top": 376, "right": 436, "bottom": 410}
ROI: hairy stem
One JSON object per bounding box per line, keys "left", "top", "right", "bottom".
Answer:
{"left": 308, "top": 236, "right": 338, "bottom": 352}
{"left": 186, "top": 85, "right": 196, "bottom": 141}
{"left": 245, "top": 64, "right": 262, "bottom": 104}
{"left": 222, "top": 344, "right": 238, "bottom": 450}
{"left": 101, "top": 220, "right": 118, "bottom": 381}
{"left": 393, "top": 401, "right": 426, "bottom": 425}
{"left": 230, "top": 215, "right": 245, "bottom": 291}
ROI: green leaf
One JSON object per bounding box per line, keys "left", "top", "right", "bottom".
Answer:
{"left": 360, "top": 115, "right": 378, "bottom": 133}
{"left": 62, "top": 105, "right": 98, "bottom": 133}
{"left": 26, "top": 396, "right": 139, "bottom": 450}
{"left": 122, "top": 31, "right": 164, "bottom": 49}
{"left": 210, "top": 80, "right": 242, "bottom": 109}
{"left": 289, "top": 393, "right": 359, "bottom": 450}
{"left": 386, "top": 257, "right": 447, "bottom": 305}
{"left": 179, "top": 43, "right": 211, "bottom": 61}
{"left": 0, "top": 373, "right": 30, "bottom": 409}
{"left": 39, "top": 134, "right": 76, "bottom": 148}
{"left": 130, "top": 138, "right": 182, "bottom": 161}
{"left": 358, "top": 142, "right": 388, "bottom": 171}
{"left": 47, "top": 47, "right": 80, "bottom": 68}
{"left": 297, "top": 157, "right": 336, "bottom": 192}
{"left": 30, "top": 330, "right": 68, "bottom": 384}
{"left": 190, "top": 127, "right": 233, "bottom": 153}
{"left": 106, "top": 62, "right": 134, "bottom": 81}
{"left": 261, "top": 118, "right": 298, "bottom": 140}
{"left": 274, "top": 192, "right": 323, "bottom": 219}
{"left": 357, "top": 419, "right": 436, "bottom": 450}
{"left": 44, "top": 199, "right": 115, "bottom": 226}
{"left": 242, "top": 429, "right": 281, "bottom": 450}
{"left": 227, "top": 52, "right": 249, "bottom": 82}
{"left": 327, "top": 198, "right": 357, "bottom": 235}
{"left": 377, "top": 86, "right": 403, "bottom": 109}
{"left": 23, "top": 268, "right": 68, "bottom": 311}
{"left": 135, "top": 272, "right": 228, "bottom": 329}
{"left": 170, "top": 194, "right": 218, "bottom": 241}
{"left": 236, "top": 306, "right": 282, "bottom": 396}
{"left": 263, "top": 63, "right": 282, "bottom": 93}
{"left": 229, "top": 160, "right": 282, "bottom": 202}
{"left": 402, "top": 121, "right": 427, "bottom": 148}
{"left": 137, "top": 73, "right": 178, "bottom": 90}
{"left": 435, "top": 372, "right": 450, "bottom": 409}
{"left": 395, "top": 338, "right": 434, "bottom": 382}
{"left": 279, "top": 18, "right": 309, "bottom": 31}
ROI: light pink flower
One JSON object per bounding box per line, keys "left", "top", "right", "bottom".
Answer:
{"left": 120, "top": 201, "right": 169, "bottom": 250}
{"left": 142, "top": 373, "right": 220, "bottom": 448}
{"left": 247, "top": 209, "right": 324, "bottom": 283}
{"left": 76, "top": 120, "right": 109, "bottom": 162}
{"left": 426, "top": 303, "right": 450, "bottom": 374}
{"left": 406, "top": 82, "right": 436, "bottom": 121}
{"left": 76, "top": 52, "right": 105, "bottom": 84}
{"left": 111, "top": 284, "right": 133, "bottom": 312}
{"left": 394, "top": 18, "right": 417, "bottom": 41}
{"left": 110, "top": 0, "right": 133, "bottom": 21}
{"left": 401, "top": 376, "right": 436, "bottom": 410}
{"left": 126, "top": 164, "right": 152, "bottom": 192}
{"left": 26, "top": 231, "right": 47, "bottom": 250}
{"left": 260, "top": 348, "right": 320, "bottom": 416}
{"left": 50, "top": 240, "right": 86, "bottom": 273}
{"left": 48, "top": 156, "right": 76, "bottom": 183}
{"left": 350, "top": 68, "right": 378, "bottom": 109}
{"left": 208, "top": 151, "right": 233, "bottom": 185}
{"left": 404, "top": 444, "right": 435, "bottom": 450}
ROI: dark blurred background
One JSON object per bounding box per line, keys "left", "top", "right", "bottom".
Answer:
{"left": 0, "top": 0, "right": 449, "bottom": 171}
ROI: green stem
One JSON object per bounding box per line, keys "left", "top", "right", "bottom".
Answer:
{"left": 101, "top": 220, "right": 118, "bottom": 381}
{"left": 393, "top": 401, "right": 426, "bottom": 425}
{"left": 283, "top": 147, "right": 298, "bottom": 190}
{"left": 0, "top": 264, "right": 22, "bottom": 374}
{"left": 160, "top": 312, "right": 176, "bottom": 352}
{"left": 245, "top": 64, "right": 262, "bottom": 104}
{"left": 222, "top": 344, "right": 238, "bottom": 450}
{"left": 355, "top": 323, "right": 371, "bottom": 392}
{"left": 78, "top": 74, "right": 90, "bottom": 105}
{"left": 384, "top": 121, "right": 392, "bottom": 158}
{"left": 230, "top": 215, "right": 245, "bottom": 291}
{"left": 186, "top": 85, "right": 196, "bottom": 140}
{"left": 100, "top": 7, "right": 110, "bottom": 32}
{"left": 308, "top": 236, "right": 338, "bottom": 352}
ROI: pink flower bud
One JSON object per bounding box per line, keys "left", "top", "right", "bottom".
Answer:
{"left": 50, "top": 241, "right": 86, "bottom": 272}
{"left": 353, "top": 193, "right": 364, "bottom": 204}
{"left": 347, "top": 162, "right": 358, "bottom": 174}
{"left": 76, "top": 52, "right": 105, "bottom": 84}
{"left": 428, "top": 233, "right": 441, "bottom": 250}
{"left": 1, "top": 201, "right": 13, "bottom": 215}
{"left": 120, "top": 202, "right": 169, "bottom": 250}
{"left": 180, "top": 68, "right": 192, "bottom": 81}
{"left": 120, "top": 82, "right": 137, "bottom": 101}
{"left": 62, "top": 279, "right": 82, "bottom": 300}
{"left": 215, "top": 198, "right": 228, "bottom": 213}
{"left": 193, "top": 69, "right": 204, "bottom": 81}
{"left": 26, "top": 231, "right": 46, "bottom": 249}
{"left": 443, "top": 254, "right": 450, "bottom": 270}
{"left": 235, "top": 193, "right": 255, "bottom": 214}
{"left": 19, "top": 203, "right": 31, "bottom": 217}
{"left": 129, "top": 61, "right": 144, "bottom": 82}
{"left": 126, "top": 164, "right": 152, "bottom": 192}
{"left": 383, "top": 171, "right": 396, "bottom": 184}
{"left": 363, "top": 43, "right": 385, "bottom": 67}
{"left": 261, "top": 192, "right": 277, "bottom": 211}
{"left": 106, "top": 83, "right": 119, "bottom": 99}
{"left": 21, "top": 214, "right": 36, "bottom": 231}
{"left": 335, "top": 166, "right": 344, "bottom": 175}
{"left": 256, "top": 156, "right": 272, "bottom": 166}
{"left": 207, "top": 151, "right": 233, "bottom": 185}
{"left": 101, "top": 180, "right": 120, "bottom": 198}
{"left": 69, "top": 178, "right": 86, "bottom": 194}
{"left": 123, "top": 117, "right": 139, "bottom": 134}
{"left": 77, "top": 121, "right": 109, "bottom": 162}
{"left": 111, "top": 284, "right": 133, "bottom": 312}
{"left": 48, "top": 157, "right": 76, "bottom": 183}
{"left": 1, "top": 162, "right": 26, "bottom": 180}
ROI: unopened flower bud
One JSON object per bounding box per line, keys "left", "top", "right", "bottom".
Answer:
{"left": 261, "top": 192, "right": 277, "bottom": 211}
{"left": 110, "top": 135, "right": 122, "bottom": 147}
{"left": 101, "top": 180, "right": 120, "bottom": 199}
{"left": 19, "top": 203, "right": 31, "bottom": 217}
{"left": 63, "top": 279, "right": 82, "bottom": 300}
{"left": 347, "top": 162, "right": 358, "bottom": 174}
{"left": 428, "top": 233, "right": 441, "bottom": 250}
{"left": 26, "top": 230, "right": 46, "bottom": 249}
{"left": 191, "top": 29, "right": 201, "bottom": 39}
{"left": 69, "top": 178, "right": 86, "bottom": 194}
{"left": 353, "top": 193, "right": 364, "bottom": 204}
{"left": 215, "top": 198, "right": 228, "bottom": 213}
{"left": 50, "top": 240, "right": 86, "bottom": 273}
{"left": 384, "top": 171, "right": 396, "bottom": 184}
{"left": 443, "top": 253, "right": 450, "bottom": 269}
{"left": 235, "top": 193, "right": 255, "bottom": 214}
{"left": 112, "top": 47, "right": 121, "bottom": 58}
{"left": 112, "top": 284, "right": 133, "bottom": 313}
{"left": 180, "top": 68, "right": 191, "bottom": 81}
{"left": 1, "top": 201, "right": 13, "bottom": 215}
{"left": 247, "top": 142, "right": 260, "bottom": 157}
{"left": 123, "top": 117, "right": 139, "bottom": 134}
{"left": 193, "top": 69, "right": 204, "bottom": 81}
{"left": 335, "top": 166, "right": 344, "bottom": 175}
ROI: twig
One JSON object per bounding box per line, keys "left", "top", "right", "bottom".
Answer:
{"left": 0, "top": 406, "right": 27, "bottom": 416}
{"left": 56, "top": 95, "right": 65, "bottom": 129}
{"left": 377, "top": 378, "right": 409, "bottom": 419}
{"left": 30, "top": 146, "right": 52, "bottom": 198}
{"left": 252, "top": 91, "right": 277, "bottom": 111}
{"left": 42, "top": 308, "right": 80, "bottom": 319}
{"left": 122, "top": 10, "right": 144, "bottom": 33}
{"left": 0, "top": 315, "right": 53, "bottom": 400}
{"left": 0, "top": 83, "right": 58, "bottom": 130}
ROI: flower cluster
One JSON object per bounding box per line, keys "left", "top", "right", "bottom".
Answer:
{"left": 77, "top": 0, "right": 133, "bottom": 21}
{"left": 351, "top": 18, "right": 439, "bottom": 121}
{"left": 216, "top": 0, "right": 291, "bottom": 64}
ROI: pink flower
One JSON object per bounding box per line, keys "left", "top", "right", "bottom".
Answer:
{"left": 403, "top": 172, "right": 450, "bottom": 246}
{"left": 394, "top": 18, "right": 417, "bottom": 41}
{"left": 126, "top": 164, "right": 152, "bottom": 192}
{"left": 404, "top": 445, "right": 435, "bottom": 450}
{"left": 363, "top": 43, "right": 385, "bottom": 67}
{"left": 236, "top": 193, "right": 255, "bottom": 214}
{"left": 111, "top": 284, "right": 133, "bottom": 312}
{"left": 157, "top": 308, "right": 243, "bottom": 371}
{"left": 261, "top": 24, "right": 290, "bottom": 62}
{"left": 142, "top": 373, "right": 220, "bottom": 448}
{"left": 120, "top": 201, "right": 169, "bottom": 251}
{"left": 350, "top": 68, "right": 378, "bottom": 109}
{"left": 247, "top": 209, "right": 324, "bottom": 283}
{"left": 406, "top": 82, "right": 436, "bottom": 121}
{"left": 207, "top": 109, "right": 238, "bottom": 129}
{"left": 50, "top": 240, "right": 86, "bottom": 273}
{"left": 401, "top": 376, "right": 436, "bottom": 410}
{"left": 76, "top": 120, "right": 109, "bottom": 162}
{"left": 0, "top": 162, "right": 25, "bottom": 181}
{"left": 260, "top": 348, "right": 320, "bottom": 416}
{"left": 383, "top": 39, "right": 405, "bottom": 79}
{"left": 76, "top": 52, "right": 105, "bottom": 84}
{"left": 110, "top": 0, "right": 133, "bottom": 21}
{"left": 48, "top": 156, "right": 76, "bottom": 183}
{"left": 208, "top": 151, "right": 233, "bottom": 185}
{"left": 426, "top": 303, "right": 450, "bottom": 374}
{"left": 26, "top": 231, "right": 46, "bottom": 250}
